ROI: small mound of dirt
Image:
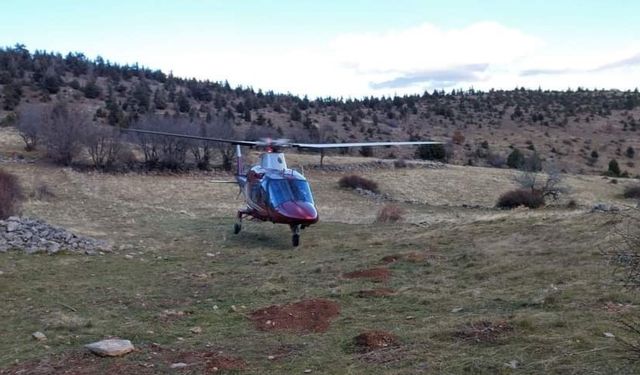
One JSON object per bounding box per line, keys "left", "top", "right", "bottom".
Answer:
{"left": 454, "top": 320, "right": 513, "bottom": 343}
{"left": 343, "top": 267, "right": 390, "bottom": 282}
{"left": 354, "top": 330, "right": 399, "bottom": 352}
{"left": 250, "top": 298, "right": 340, "bottom": 333}
{"left": 175, "top": 351, "right": 247, "bottom": 372}
{"left": 357, "top": 288, "right": 395, "bottom": 297}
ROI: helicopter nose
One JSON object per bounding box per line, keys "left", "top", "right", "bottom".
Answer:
{"left": 277, "top": 201, "right": 318, "bottom": 223}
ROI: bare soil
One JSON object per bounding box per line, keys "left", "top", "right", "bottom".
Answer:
{"left": 249, "top": 299, "right": 340, "bottom": 333}
{"left": 354, "top": 331, "right": 399, "bottom": 352}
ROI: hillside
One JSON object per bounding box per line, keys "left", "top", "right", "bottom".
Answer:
{"left": 1, "top": 44, "right": 640, "bottom": 175}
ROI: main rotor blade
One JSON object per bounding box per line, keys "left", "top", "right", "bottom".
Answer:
{"left": 121, "top": 128, "right": 261, "bottom": 147}
{"left": 291, "top": 141, "right": 443, "bottom": 149}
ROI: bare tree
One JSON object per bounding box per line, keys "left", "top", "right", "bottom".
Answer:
{"left": 514, "top": 163, "right": 568, "bottom": 201}
{"left": 131, "top": 114, "right": 189, "bottom": 170}
{"left": 42, "top": 101, "right": 88, "bottom": 166}
{"left": 16, "top": 103, "right": 47, "bottom": 151}
{"left": 83, "top": 124, "right": 123, "bottom": 169}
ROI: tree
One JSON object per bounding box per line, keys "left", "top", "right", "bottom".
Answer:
{"left": 626, "top": 146, "right": 635, "bottom": 159}
{"left": 83, "top": 79, "right": 102, "bottom": 99}
{"left": 42, "top": 67, "right": 62, "bottom": 94}
{"left": 177, "top": 91, "right": 190, "bottom": 113}
{"left": 16, "top": 103, "right": 46, "bottom": 151}
{"left": 416, "top": 143, "right": 449, "bottom": 162}
{"left": 153, "top": 87, "right": 168, "bottom": 110}
{"left": 608, "top": 159, "right": 621, "bottom": 177}
{"left": 42, "top": 101, "right": 87, "bottom": 166}
{"left": 290, "top": 107, "right": 302, "bottom": 122}
{"left": 2, "top": 82, "right": 22, "bottom": 110}
{"left": 82, "top": 124, "right": 123, "bottom": 169}
{"left": 507, "top": 148, "right": 525, "bottom": 169}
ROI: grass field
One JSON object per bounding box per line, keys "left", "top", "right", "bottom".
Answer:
{"left": 1, "top": 132, "right": 640, "bottom": 374}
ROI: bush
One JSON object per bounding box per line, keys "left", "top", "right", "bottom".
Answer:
{"left": 496, "top": 189, "right": 545, "bottom": 209}
{"left": 507, "top": 148, "right": 525, "bottom": 169}
{"left": 375, "top": 204, "right": 405, "bottom": 223}
{"left": 624, "top": 185, "right": 640, "bottom": 199}
{"left": 42, "top": 101, "right": 88, "bottom": 166}
{"left": 0, "top": 169, "right": 23, "bottom": 219}
{"left": 416, "top": 143, "right": 449, "bottom": 161}
{"left": 339, "top": 175, "right": 379, "bottom": 193}
{"left": 607, "top": 159, "right": 621, "bottom": 177}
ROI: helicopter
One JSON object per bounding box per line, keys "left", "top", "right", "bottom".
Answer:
{"left": 124, "top": 128, "right": 442, "bottom": 246}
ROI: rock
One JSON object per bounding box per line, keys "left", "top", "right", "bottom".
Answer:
{"left": 504, "top": 360, "right": 518, "bottom": 369}
{"left": 32, "top": 331, "right": 47, "bottom": 341}
{"left": 604, "top": 332, "right": 615, "bottom": 338}
{"left": 190, "top": 326, "right": 202, "bottom": 334}
{"left": 451, "top": 307, "right": 464, "bottom": 313}
{"left": 6, "top": 222, "right": 19, "bottom": 232}
{"left": 304, "top": 370, "right": 312, "bottom": 373}
{"left": 85, "top": 339, "right": 135, "bottom": 357}
{"left": 170, "top": 362, "right": 188, "bottom": 369}
{"left": 591, "top": 203, "right": 620, "bottom": 213}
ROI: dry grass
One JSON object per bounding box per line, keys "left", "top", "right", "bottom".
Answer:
{"left": 0, "top": 128, "right": 639, "bottom": 374}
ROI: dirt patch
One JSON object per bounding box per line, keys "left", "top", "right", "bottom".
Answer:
{"left": 173, "top": 350, "right": 247, "bottom": 372}
{"left": 354, "top": 330, "right": 399, "bottom": 352}
{"left": 357, "top": 288, "right": 396, "bottom": 297}
{"left": 343, "top": 267, "right": 391, "bottom": 283}
{"left": 404, "top": 251, "right": 428, "bottom": 263}
{"left": 249, "top": 298, "right": 340, "bottom": 333}
{"left": 454, "top": 320, "right": 513, "bottom": 343}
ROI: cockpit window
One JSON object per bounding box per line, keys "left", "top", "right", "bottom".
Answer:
{"left": 268, "top": 179, "right": 314, "bottom": 207}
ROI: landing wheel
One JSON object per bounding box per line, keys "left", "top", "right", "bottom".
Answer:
{"left": 233, "top": 222, "right": 241, "bottom": 234}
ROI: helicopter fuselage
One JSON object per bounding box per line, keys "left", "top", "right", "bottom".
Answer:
{"left": 238, "top": 152, "right": 318, "bottom": 226}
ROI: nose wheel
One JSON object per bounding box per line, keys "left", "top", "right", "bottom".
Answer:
{"left": 291, "top": 224, "right": 301, "bottom": 247}
{"left": 234, "top": 210, "right": 244, "bottom": 234}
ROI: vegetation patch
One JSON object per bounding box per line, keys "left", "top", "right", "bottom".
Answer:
{"left": 338, "top": 175, "right": 379, "bottom": 193}
{"left": 496, "top": 189, "right": 545, "bottom": 209}
{"left": 375, "top": 204, "right": 405, "bottom": 223}
{"left": 343, "top": 267, "right": 391, "bottom": 283}
{"left": 623, "top": 185, "right": 640, "bottom": 199}
{"left": 249, "top": 299, "right": 340, "bottom": 333}
{"left": 356, "top": 288, "right": 396, "bottom": 298}
{"left": 0, "top": 168, "right": 22, "bottom": 219}
{"left": 454, "top": 320, "right": 513, "bottom": 343}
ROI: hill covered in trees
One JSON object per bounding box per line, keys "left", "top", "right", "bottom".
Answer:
{"left": 1, "top": 43, "right": 640, "bottom": 176}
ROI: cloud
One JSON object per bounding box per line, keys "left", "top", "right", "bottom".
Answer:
{"left": 370, "top": 64, "right": 488, "bottom": 90}
{"left": 594, "top": 52, "right": 640, "bottom": 71}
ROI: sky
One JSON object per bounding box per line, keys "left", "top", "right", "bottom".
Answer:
{"left": 1, "top": 0, "right": 640, "bottom": 98}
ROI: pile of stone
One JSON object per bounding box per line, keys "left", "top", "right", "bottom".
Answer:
{"left": 0, "top": 216, "right": 111, "bottom": 255}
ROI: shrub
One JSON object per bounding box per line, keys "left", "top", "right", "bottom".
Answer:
{"left": 507, "top": 148, "right": 525, "bottom": 169}
{"left": 42, "top": 101, "right": 88, "bottom": 166}
{"left": 624, "top": 185, "right": 640, "bottom": 199}
{"left": 31, "top": 181, "right": 55, "bottom": 201}
{"left": 339, "top": 175, "right": 379, "bottom": 193}
{"left": 496, "top": 189, "right": 544, "bottom": 209}
{"left": 375, "top": 204, "right": 405, "bottom": 223}
{"left": 393, "top": 158, "right": 408, "bottom": 168}
{"left": 416, "top": 143, "right": 449, "bottom": 161}
{"left": 0, "top": 169, "right": 23, "bottom": 219}
{"left": 607, "top": 159, "right": 621, "bottom": 177}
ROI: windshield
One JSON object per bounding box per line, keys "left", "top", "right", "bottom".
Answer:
{"left": 268, "top": 179, "right": 314, "bottom": 207}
